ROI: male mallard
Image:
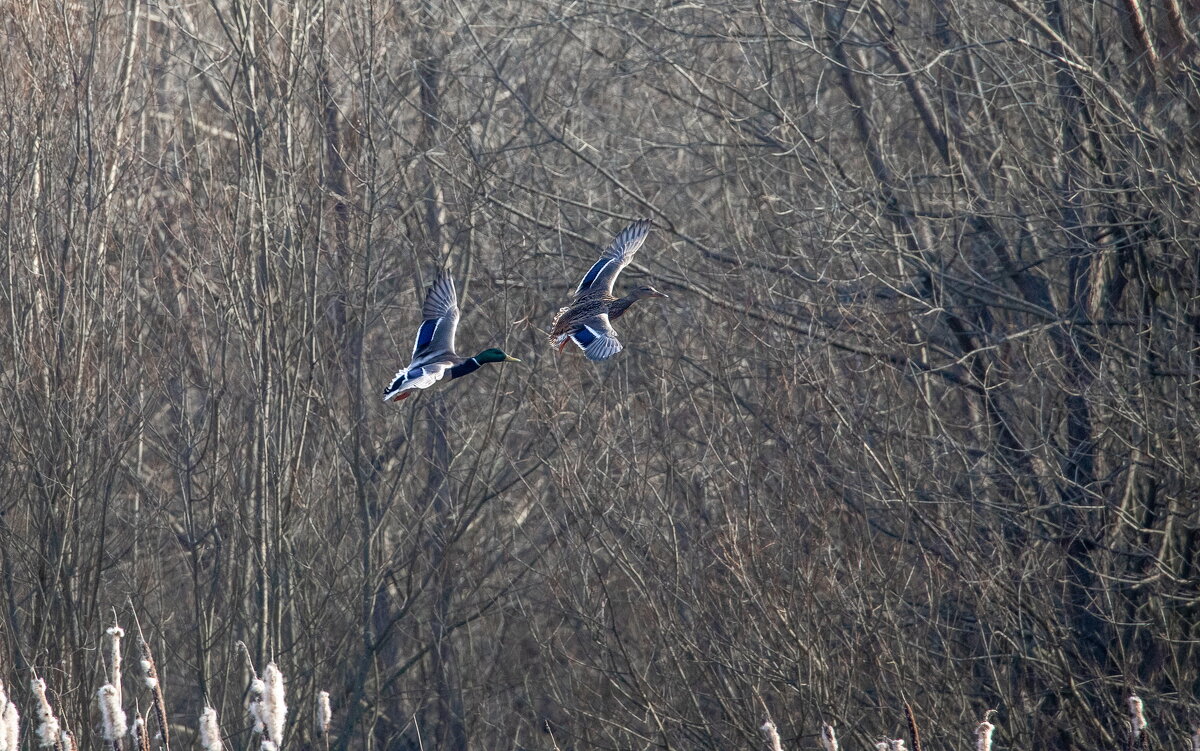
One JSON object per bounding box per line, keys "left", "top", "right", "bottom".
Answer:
{"left": 549, "top": 219, "right": 669, "bottom": 360}
{"left": 383, "top": 275, "right": 520, "bottom": 402}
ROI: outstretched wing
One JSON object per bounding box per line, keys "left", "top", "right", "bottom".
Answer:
{"left": 411, "top": 275, "right": 460, "bottom": 363}
{"left": 574, "top": 219, "right": 651, "bottom": 297}
{"left": 566, "top": 314, "right": 623, "bottom": 361}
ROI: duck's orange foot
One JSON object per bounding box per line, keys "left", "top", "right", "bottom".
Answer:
{"left": 393, "top": 392, "right": 412, "bottom": 402}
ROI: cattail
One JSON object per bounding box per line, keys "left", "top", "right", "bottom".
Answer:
{"left": 875, "top": 742, "right": 890, "bottom": 751}
{"left": 247, "top": 679, "right": 268, "bottom": 735}
{"left": 60, "top": 729, "right": 76, "bottom": 751}
{"left": 1, "top": 694, "right": 18, "bottom": 751}
{"left": 198, "top": 707, "right": 222, "bottom": 751}
{"left": 0, "top": 680, "right": 15, "bottom": 751}
{"left": 136, "top": 630, "right": 170, "bottom": 751}
{"left": 132, "top": 716, "right": 152, "bottom": 751}
{"left": 976, "top": 720, "right": 995, "bottom": 751}
{"left": 106, "top": 624, "right": 125, "bottom": 704}
{"left": 315, "top": 691, "right": 331, "bottom": 738}
{"left": 262, "top": 663, "right": 287, "bottom": 745}
{"left": 98, "top": 684, "right": 128, "bottom": 742}
{"left": 139, "top": 659, "right": 157, "bottom": 691}
{"left": 890, "top": 740, "right": 906, "bottom": 751}
{"left": 820, "top": 723, "right": 838, "bottom": 751}
{"left": 30, "top": 676, "right": 59, "bottom": 748}
{"left": 759, "top": 719, "right": 783, "bottom": 751}
{"left": 1128, "top": 694, "right": 1147, "bottom": 742}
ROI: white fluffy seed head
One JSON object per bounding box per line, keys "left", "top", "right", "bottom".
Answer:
{"left": 976, "top": 721, "right": 995, "bottom": 751}
{"left": 875, "top": 743, "right": 890, "bottom": 751}
{"left": 0, "top": 682, "right": 9, "bottom": 751}
{"left": 2, "top": 697, "right": 19, "bottom": 751}
{"left": 59, "top": 729, "right": 74, "bottom": 751}
{"left": 820, "top": 723, "right": 839, "bottom": 751}
{"left": 262, "top": 663, "right": 287, "bottom": 744}
{"left": 30, "top": 677, "right": 59, "bottom": 748}
{"left": 759, "top": 719, "right": 783, "bottom": 751}
{"left": 98, "top": 684, "right": 128, "bottom": 741}
{"left": 890, "top": 739, "right": 906, "bottom": 751}
{"left": 106, "top": 625, "right": 124, "bottom": 703}
{"left": 247, "top": 679, "right": 267, "bottom": 734}
{"left": 139, "top": 658, "right": 157, "bottom": 690}
{"left": 199, "top": 706, "right": 222, "bottom": 751}
{"left": 1128, "top": 695, "right": 1147, "bottom": 736}
{"left": 315, "top": 691, "right": 332, "bottom": 738}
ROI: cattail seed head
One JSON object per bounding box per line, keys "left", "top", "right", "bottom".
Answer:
{"left": 315, "top": 691, "right": 332, "bottom": 738}
{"left": 759, "top": 719, "right": 783, "bottom": 751}
{"left": 890, "top": 739, "right": 906, "bottom": 751}
{"left": 247, "top": 679, "right": 267, "bottom": 734}
{"left": 199, "top": 706, "right": 222, "bottom": 751}
{"left": 876, "top": 742, "right": 890, "bottom": 751}
{"left": 976, "top": 721, "right": 995, "bottom": 751}
{"left": 30, "top": 676, "right": 59, "bottom": 748}
{"left": 59, "top": 729, "right": 75, "bottom": 751}
{"left": 820, "top": 723, "right": 838, "bottom": 751}
{"left": 1, "top": 692, "right": 18, "bottom": 751}
{"left": 262, "top": 663, "right": 287, "bottom": 744}
{"left": 106, "top": 625, "right": 125, "bottom": 701}
{"left": 0, "top": 681, "right": 12, "bottom": 751}
{"left": 98, "top": 684, "right": 128, "bottom": 741}
{"left": 139, "top": 659, "right": 157, "bottom": 690}
{"left": 1128, "top": 694, "right": 1147, "bottom": 738}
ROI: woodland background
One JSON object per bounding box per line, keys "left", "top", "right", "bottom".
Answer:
{"left": 1, "top": 0, "right": 1199, "bottom": 749}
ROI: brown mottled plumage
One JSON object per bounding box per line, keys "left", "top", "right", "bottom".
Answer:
{"left": 549, "top": 219, "right": 668, "bottom": 361}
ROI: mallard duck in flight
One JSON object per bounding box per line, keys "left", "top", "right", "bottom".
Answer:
{"left": 549, "top": 219, "right": 668, "bottom": 360}
{"left": 383, "top": 275, "right": 520, "bottom": 402}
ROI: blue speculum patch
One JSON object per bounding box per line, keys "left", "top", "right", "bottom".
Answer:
{"left": 415, "top": 319, "right": 439, "bottom": 351}
{"left": 574, "top": 327, "right": 598, "bottom": 347}
{"left": 578, "top": 259, "right": 611, "bottom": 292}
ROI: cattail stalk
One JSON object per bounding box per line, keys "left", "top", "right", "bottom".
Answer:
{"left": 30, "top": 675, "right": 59, "bottom": 749}
{"left": 759, "top": 719, "right": 783, "bottom": 751}
{"left": 247, "top": 679, "right": 268, "bottom": 736}
{"left": 261, "top": 663, "right": 287, "bottom": 747}
{"left": 819, "top": 724, "right": 838, "bottom": 751}
{"left": 0, "top": 680, "right": 18, "bottom": 751}
{"left": 904, "top": 703, "right": 923, "bottom": 751}
{"left": 132, "top": 715, "right": 152, "bottom": 751}
{"left": 137, "top": 630, "right": 171, "bottom": 751}
{"left": 1128, "top": 694, "right": 1147, "bottom": 750}
{"left": 976, "top": 720, "right": 995, "bottom": 751}
{"left": 315, "top": 691, "right": 331, "bottom": 740}
{"left": 106, "top": 624, "right": 125, "bottom": 705}
{"left": 98, "top": 684, "right": 128, "bottom": 746}
{"left": 198, "top": 706, "right": 222, "bottom": 751}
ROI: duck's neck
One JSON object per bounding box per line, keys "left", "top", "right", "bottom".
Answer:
{"left": 447, "top": 357, "right": 482, "bottom": 380}
{"left": 607, "top": 294, "right": 643, "bottom": 321}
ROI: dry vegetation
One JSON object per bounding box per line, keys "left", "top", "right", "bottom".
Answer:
{"left": 1, "top": 0, "right": 1199, "bottom": 749}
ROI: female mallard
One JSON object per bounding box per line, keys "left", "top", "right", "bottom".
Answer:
{"left": 549, "top": 219, "right": 669, "bottom": 360}
{"left": 383, "top": 275, "right": 520, "bottom": 402}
